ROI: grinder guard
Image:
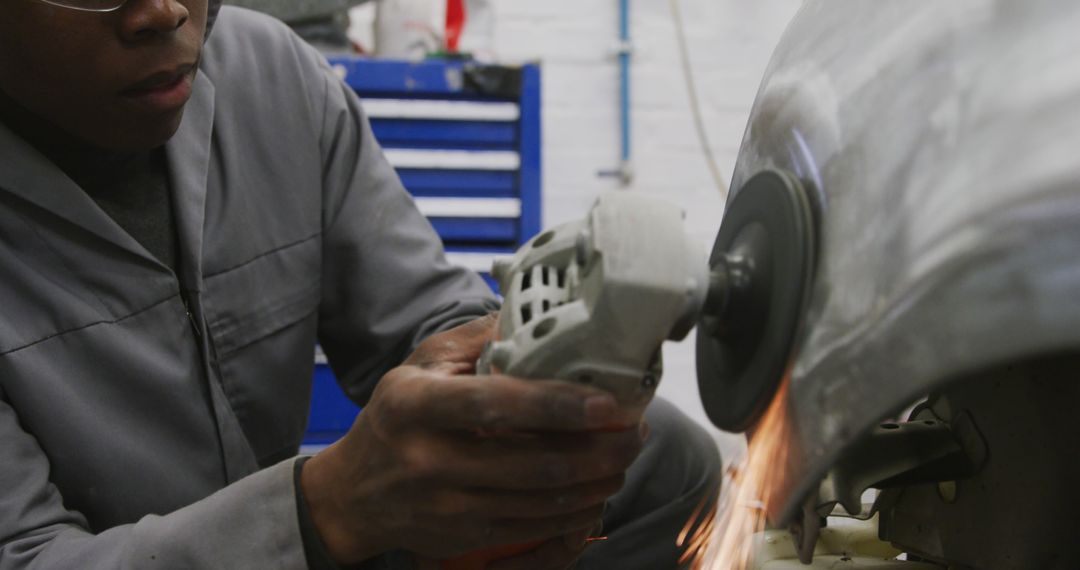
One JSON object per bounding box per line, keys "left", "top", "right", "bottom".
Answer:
{"left": 696, "top": 169, "right": 817, "bottom": 433}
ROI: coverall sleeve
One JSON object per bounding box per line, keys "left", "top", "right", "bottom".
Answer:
{"left": 0, "top": 18, "right": 496, "bottom": 570}
{"left": 0, "top": 391, "right": 308, "bottom": 570}
{"left": 312, "top": 57, "right": 499, "bottom": 405}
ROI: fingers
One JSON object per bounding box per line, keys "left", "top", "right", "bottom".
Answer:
{"left": 372, "top": 372, "right": 645, "bottom": 491}
{"left": 403, "top": 373, "right": 629, "bottom": 433}
{"left": 405, "top": 313, "right": 498, "bottom": 371}
{"left": 419, "top": 506, "right": 602, "bottom": 558}
{"left": 489, "top": 519, "right": 601, "bottom": 570}
{"left": 427, "top": 475, "right": 624, "bottom": 521}
{"left": 349, "top": 353, "right": 644, "bottom": 562}
{"left": 390, "top": 422, "right": 643, "bottom": 492}
{"left": 484, "top": 505, "right": 603, "bottom": 548}
{"left": 479, "top": 475, "right": 622, "bottom": 519}
{"left": 486, "top": 531, "right": 594, "bottom": 570}
{"left": 441, "top": 429, "right": 644, "bottom": 490}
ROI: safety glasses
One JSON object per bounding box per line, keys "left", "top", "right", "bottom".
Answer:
{"left": 34, "top": 0, "right": 128, "bottom": 12}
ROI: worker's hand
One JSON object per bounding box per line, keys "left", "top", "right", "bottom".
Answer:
{"left": 301, "top": 315, "right": 644, "bottom": 566}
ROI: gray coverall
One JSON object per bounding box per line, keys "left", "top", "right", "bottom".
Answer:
{"left": 0, "top": 5, "right": 720, "bottom": 569}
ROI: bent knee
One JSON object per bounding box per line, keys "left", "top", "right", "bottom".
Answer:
{"left": 640, "top": 398, "right": 723, "bottom": 500}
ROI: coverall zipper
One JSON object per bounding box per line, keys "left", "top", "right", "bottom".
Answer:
{"left": 180, "top": 291, "right": 203, "bottom": 339}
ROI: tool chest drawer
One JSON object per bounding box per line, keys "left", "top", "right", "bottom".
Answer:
{"left": 303, "top": 58, "right": 542, "bottom": 449}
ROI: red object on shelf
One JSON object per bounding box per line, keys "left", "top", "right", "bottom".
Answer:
{"left": 445, "top": 0, "right": 467, "bottom": 52}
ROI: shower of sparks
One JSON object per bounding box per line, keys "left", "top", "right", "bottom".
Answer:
{"left": 678, "top": 375, "right": 795, "bottom": 570}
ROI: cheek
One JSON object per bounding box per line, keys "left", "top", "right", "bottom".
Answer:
{"left": 0, "top": 16, "right": 119, "bottom": 117}
{"left": 191, "top": 0, "right": 211, "bottom": 27}
{"left": 0, "top": 4, "right": 206, "bottom": 151}
{"left": 0, "top": 17, "right": 46, "bottom": 95}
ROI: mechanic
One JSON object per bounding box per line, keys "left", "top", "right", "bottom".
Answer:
{"left": 0, "top": 1, "right": 721, "bottom": 568}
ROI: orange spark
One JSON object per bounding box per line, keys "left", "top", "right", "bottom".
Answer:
{"left": 678, "top": 374, "right": 794, "bottom": 570}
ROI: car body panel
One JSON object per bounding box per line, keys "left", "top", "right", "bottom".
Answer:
{"left": 726, "top": 0, "right": 1080, "bottom": 521}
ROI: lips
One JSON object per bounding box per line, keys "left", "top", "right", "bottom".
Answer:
{"left": 120, "top": 63, "right": 196, "bottom": 113}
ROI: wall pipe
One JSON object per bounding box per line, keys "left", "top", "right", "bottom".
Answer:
{"left": 618, "top": 0, "right": 633, "bottom": 185}
{"left": 600, "top": 0, "right": 634, "bottom": 185}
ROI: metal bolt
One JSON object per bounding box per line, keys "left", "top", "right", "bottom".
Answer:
{"left": 642, "top": 374, "right": 657, "bottom": 389}
{"left": 724, "top": 253, "right": 753, "bottom": 292}
{"left": 488, "top": 341, "right": 514, "bottom": 370}
{"left": 492, "top": 258, "right": 513, "bottom": 283}
{"left": 937, "top": 480, "right": 957, "bottom": 504}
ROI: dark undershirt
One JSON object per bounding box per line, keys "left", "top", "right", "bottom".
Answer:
{"left": 0, "top": 90, "right": 177, "bottom": 271}
{"left": 61, "top": 148, "right": 178, "bottom": 272}
{"left": 0, "top": 91, "right": 340, "bottom": 569}
{"left": 58, "top": 147, "right": 178, "bottom": 272}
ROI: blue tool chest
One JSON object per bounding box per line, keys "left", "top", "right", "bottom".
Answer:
{"left": 303, "top": 58, "right": 542, "bottom": 449}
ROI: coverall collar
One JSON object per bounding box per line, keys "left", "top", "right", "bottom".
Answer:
{"left": 165, "top": 69, "right": 216, "bottom": 292}
{"left": 0, "top": 70, "right": 217, "bottom": 292}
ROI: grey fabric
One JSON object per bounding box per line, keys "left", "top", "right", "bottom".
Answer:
{"left": 50, "top": 149, "right": 177, "bottom": 273}
{"left": 224, "top": 0, "right": 369, "bottom": 24}
{"left": 0, "top": 91, "right": 178, "bottom": 273}
{"left": 224, "top": 0, "right": 367, "bottom": 52}
{"left": 0, "top": 7, "right": 495, "bottom": 570}
{"left": 582, "top": 399, "right": 721, "bottom": 569}
{"left": 207, "top": 0, "right": 222, "bottom": 38}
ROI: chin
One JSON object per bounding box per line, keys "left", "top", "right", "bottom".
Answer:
{"left": 101, "top": 110, "right": 187, "bottom": 152}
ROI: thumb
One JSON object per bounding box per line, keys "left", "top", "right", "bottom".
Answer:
{"left": 447, "top": 312, "right": 499, "bottom": 345}
{"left": 405, "top": 313, "right": 500, "bottom": 370}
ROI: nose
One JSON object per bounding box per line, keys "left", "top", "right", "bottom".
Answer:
{"left": 117, "top": 0, "right": 190, "bottom": 43}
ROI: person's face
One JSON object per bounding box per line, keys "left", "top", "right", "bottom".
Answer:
{"left": 0, "top": 0, "right": 208, "bottom": 152}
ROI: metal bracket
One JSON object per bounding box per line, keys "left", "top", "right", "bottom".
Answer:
{"left": 817, "top": 412, "right": 987, "bottom": 517}
{"left": 788, "top": 411, "right": 987, "bottom": 564}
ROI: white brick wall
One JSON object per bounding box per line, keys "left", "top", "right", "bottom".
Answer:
{"left": 489, "top": 0, "right": 802, "bottom": 454}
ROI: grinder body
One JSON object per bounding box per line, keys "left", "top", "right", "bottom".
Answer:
{"left": 479, "top": 191, "right": 710, "bottom": 417}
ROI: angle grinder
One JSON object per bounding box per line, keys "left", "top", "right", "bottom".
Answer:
{"left": 443, "top": 169, "right": 816, "bottom": 569}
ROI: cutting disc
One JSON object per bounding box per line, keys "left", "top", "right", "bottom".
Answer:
{"left": 696, "top": 169, "right": 816, "bottom": 432}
